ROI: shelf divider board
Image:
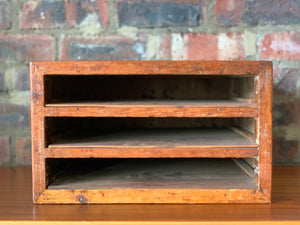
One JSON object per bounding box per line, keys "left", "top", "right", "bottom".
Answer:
{"left": 45, "top": 146, "right": 258, "bottom": 158}
{"left": 45, "top": 100, "right": 256, "bottom": 107}
{"left": 44, "top": 100, "right": 258, "bottom": 117}
{"left": 46, "top": 128, "right": 258, "bottom": 158}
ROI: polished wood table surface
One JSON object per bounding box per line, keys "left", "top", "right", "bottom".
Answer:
{"left": 0, "top": 166, "right": 300, "bottom": 224}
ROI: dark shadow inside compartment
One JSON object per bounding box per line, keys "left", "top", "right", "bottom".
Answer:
{"left": 44, "top": 117, "right": 256, "bottom": 148}
{"left": 46, "top": 158, "right": 258, "bottom": 190}
{"left": 44, "top": 75, "right": 255, "bottom": 104}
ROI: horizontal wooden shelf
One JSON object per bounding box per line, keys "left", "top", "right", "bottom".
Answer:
{"left": 44, "top": 100, "right": 258, "bottom": 117}
{"left": 47, "top": 158, "right": 258, "bottom": 190}
{"left": 46, "top": 128, "right": 258, "bottom": 158}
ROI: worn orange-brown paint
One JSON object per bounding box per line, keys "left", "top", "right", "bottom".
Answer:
{"left": 45, "top": 146, "right": 259, "bottom": 158}
{"left": 30, "top": 61, "right": 272, "bottom": 204}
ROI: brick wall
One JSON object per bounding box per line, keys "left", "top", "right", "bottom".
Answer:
{"left": 0, "top": 0, "right": 299, "bottom": 165}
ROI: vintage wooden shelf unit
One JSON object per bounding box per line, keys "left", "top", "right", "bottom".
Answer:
{"left": 30, "top": 61, "right": 272, "bottom": 204}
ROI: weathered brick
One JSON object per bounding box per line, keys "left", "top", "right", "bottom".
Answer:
{"left": 273, "top": 136, "right": 299, "bottom": 161}
{"left": 215, "top": 0, "right": 300, "bottom": 26}
{"left": 0, "top": 104, "right": 30, "bottom": 129}
{"left": 273, "top": 101, "right": 300, "bottom": 128}
{"left": 0, "top": 137, "right": 10, "bottom": 164}
{"left": 157, "top": 34, "right": 172, "bottom": 60}
{"left": 20, "top": 0, "right": 109, "bottom": 29}
{"left": 0, "top": 0, "right": 10, "bottom": 29}
{"left": 214, "top": 33, "right": 245, "bottom": 60}
{"left": 118, "top": 0, "right": 203, "bottom": 28}
{"left": 0, "top": 35, "right": 55, "bottom": 63}
{"left": 215, "top": 0, "right": 247, "bottom": 26}
{"left": 61, "top": 35, "right": 147, "bottom": 60}
{"left": 75, "top": 0, "right": 109, "bottom": 27}
{"left": 21, "top": 0, "right": 66, "bottom": 29}
{"left": 186, "top": 33, "right": 218, "bottom": 60}
{"left": 172, "top": 33, "right": 245, "bottom": 60}
{"left": 259, "top": 32, "right": 300, "bottom": 60}
{"left": 16, "top": 137, "right": 31, "bottom": 165}
{"left": 0, "top": 72, "right": 7, "bottom": 93}
{"left": 273, "top": 68, "right": 299, "bottom": 96}
{"left": 13, "top": 67, "right": 30, "bottom": 91}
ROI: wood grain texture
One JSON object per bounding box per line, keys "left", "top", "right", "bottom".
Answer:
{"left": 45, "top": 147, "right": 258, "bottom": 158}
{"left": 33, "top": 61, "right": 272, "bottom": 75}
{"left": 44, "top": 100, "right": 258, "bottom": 118}
{"left": 39, "top": 189, "right": 267, "bottom": 204}
{"left": 30, "top": 61, "right": 272, "bottom": 204}
{"left": 30, "top": 63, "right": 46, "bottom": 202}
{"left": 0, "top": 166, "right": 299, "bottom": 224}
{"left": 257, "top": 65, "right": 273, "bottom": 201}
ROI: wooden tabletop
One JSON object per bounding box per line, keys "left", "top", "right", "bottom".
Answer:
{"left": 0, "top": 166, "right": 300, "bottom": 224}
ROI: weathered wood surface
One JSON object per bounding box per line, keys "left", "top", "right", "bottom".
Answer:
{"left": 45, "top": 100, "right": 258, "bottom": 117}
{"left": 257, "top": 64, "right": 273, "bottom": 201}
{"left": 30, "top": 61, "right": 272, "bottom": 204}
{"left": 33, "top": 61, "right": 272, "bottom": 75}
{"left": 46, "top": 147, "right": 258, "bottom": 158}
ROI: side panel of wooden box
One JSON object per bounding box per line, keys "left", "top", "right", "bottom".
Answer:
{"left": 30, "top": 64, "right": 46, "bottom": 202}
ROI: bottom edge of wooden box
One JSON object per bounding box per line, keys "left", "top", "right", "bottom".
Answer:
{"left": 35, "top": 189, "right": 270, "bottom": 204}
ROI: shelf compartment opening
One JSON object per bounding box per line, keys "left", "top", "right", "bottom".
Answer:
{"left": 44, "top": 75, "right": 256, "bottom": 105}
{"left": 46, "top": 158, "right": 258, "bottom": 190}
{"left": 45, "top": 117, "right": 258, "bottom": 158}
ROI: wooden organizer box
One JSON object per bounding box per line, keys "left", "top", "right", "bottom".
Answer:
{"left": 30, "top": 61, "right": 273, "bottom": 204}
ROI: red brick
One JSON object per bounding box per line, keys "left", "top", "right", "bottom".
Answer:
{"left": 259, "top": 32, "right": 300, "bottom": 60}
{"left": 215, "top": 0, "right": 300, "bottom": 26}
{"left": 187, "top": 33, "right": 218, "bottom": 60}
{"left": 0, "top": 104, "right": 30, "bottom": 129}
{"left": 0, "top": 35, "right": 55, "bottom": 63}
{"left": 273, "top": 68, "right": 298, "bottom": 96}
{"left": 157, "top": 34, "right": 172, "bottom": 60}
{"left": 273, "top": 136, "right": 299, "bottom": 161}
{"left": 0, "top": 137, "right": 10, "bottom": 164}
{"left": 13, "top": 67, "right": 30, "bottom": 91}
{"left": 218, "top": 33, "right": 245, "bottom": 60}
{"left": 117, "top": 0, "right": 203, "bottom": 28}
{"left": 215, "top": 0, "right": 247, "bottom": 26}
{"left": 0, "top": 0, "right": 10, "bottom": 29}
{"left": 273, "top": 101, "right": 300, "bottom": 128}
{"left": 16, "top": 137, "right": 31, "bottom": 165}
{"left": 173, "top": 33, "right": 245, "bottom": 60}
{"left": 61, "top": 35, "right": 147, "bottom": 60}
{"left": 20, "top": 0, "right": 109, "bottom": 29}
{"left": 98, "top": 0, "right": 109, "bottom": 27}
